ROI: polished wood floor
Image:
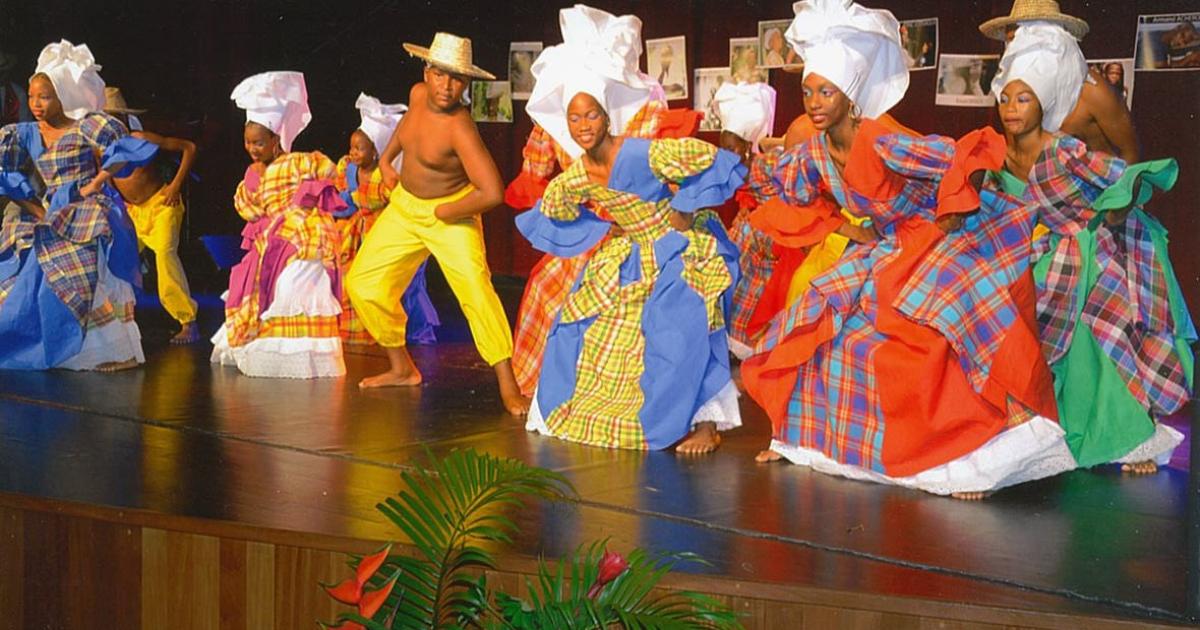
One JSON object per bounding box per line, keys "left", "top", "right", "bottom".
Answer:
{"left": 0, "top": 280, "right": 1193, "bottom": 628}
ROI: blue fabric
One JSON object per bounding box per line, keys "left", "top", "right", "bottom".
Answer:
{"left": 100, "top": 136, "right": 159, "bottom": 177}
{"left": 0, "top": 172, "right": 33, "bottom": 200}
{"left": 516, "top": 205, "right": 611, "bottom": 257}
{"left": 611, "top": 138, "right": 671, "bottom": 201}
{"left": 401, "top": 260, "right": 440, "bottom": 345}
{"left": 334, "top": 162, "right": 360, "bottom": 219}
{"left": 671, "top": 148, "right": 747, "bottom": 213}
{"left": 0, "top": 248, "right": 85, "bottom": 369}
{"left": 535, "top": 313, "right": 595, "bottom": 420}
{"left": 705, "top": 215, "right": 741, "bottom": 317}
{"left": 17, "top": 122, "right": 44, "bottom": 162}
{"left": 101, "top": 186, "right": 142, "bottom": 287}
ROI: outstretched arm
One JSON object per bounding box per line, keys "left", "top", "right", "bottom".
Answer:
{"left": 134, "top": 130, "right": 197, "bottom": 205}
{"left": 434, "top": 117, "right": 504, "bottom": 221}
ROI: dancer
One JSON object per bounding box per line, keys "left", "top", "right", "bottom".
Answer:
{"left": 334, "top": 93, "right": 438, "bottom": 346}
{"left": 984, "top": 23, "right": 1193, "bottom": 474}
{"left": 980, "top": 0, "right": 1139, "bottom": 162}
{"left": 344, "top": 33, "right": 529, "bottom": 415}
{"left": 517, "top": 20, "right": 745, "bottom": 454}
{"left": 507, "top": 4, "right": 702, "bottom": 396}
{"left": 744, "top": 0, "right": 1074, "bottom": 497}
{"left": 211, "top": 71, "right": 347, "bottom": 378}
{"left": 104, "top": 87, "right": 200, "bottom": 344}
{"left": 0, "top": 40, "right": 156, "bottom": 371}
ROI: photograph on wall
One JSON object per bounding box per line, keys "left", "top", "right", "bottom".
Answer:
{"left": 470, "top": 81, "right": 513, "bottom": 123}
{"left": 1088, "top": 58, "right": 1135, "bottom": 109}
{"left": 694, "top": 67, "right": 734, "bottom": 132}
{"left": 508, "top": 42, "right": 542, "bottom": 100}
{"left": 730, "top": 37, "right": 767, "bottom": 83}
{"left": 935, "top": 54, "right": 1000, "bottom": 107}
{"left": 900, "top": 18, "right": 938, "bottom": 70}
{"left": 1134, "top": 13, "right": 1200, "bottom": 70}
{"left": 646, "top": 36, "right": 688, "bottom": 100}
{"left": 758, "top": 19, "right": 800, "bottom": 69}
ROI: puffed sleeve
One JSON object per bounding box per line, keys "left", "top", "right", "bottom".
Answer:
{"left": 1029, "top": 136, "right": 1125, "bottom": 233}
{"left": 647, "top": 137, "right": 747, "bottom": 213}
{"left": 516, "top": 165, "right": 611, "bottom": 257}
{"left": 747, "top": 142, "right": 844, "bottom": 248}
{"left": 0, "top": 124, "right": 35, "bottom": 200}
{"left": 504, "top": 125, "right": 563, "bottom": 209}
{"left": 80, "top": 114, "right": 158, "bottom": 177}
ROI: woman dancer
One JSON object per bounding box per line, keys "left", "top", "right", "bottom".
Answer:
{"left": 211, "top": 71, "right": 347, "bottom": 378}
{"left": 0, "top": 40, "right": 156, "bottom": 371}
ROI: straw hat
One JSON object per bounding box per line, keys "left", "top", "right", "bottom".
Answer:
{"left": 102, "top": 87, "right": 147, "bottom": 114}
{"left": 979, "top": 0, "right": 1089, "bottom": 41}
{"left": 403, "top": 33, "right": 495, "bottom": 80}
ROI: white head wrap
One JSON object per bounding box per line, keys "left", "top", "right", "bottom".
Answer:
{"left": 230, "top": 71, "right": 311, "bottom": 152}
{"left": 525, "top": 4, "right": 654, "bottom": 158}
{"left": 354, "top": 93, "right": 406, "bottom": 156}
{"left": 785, "top": 0, "right": 908, "bottom": 119}
{"left": 991, "top": 22, "right": 1086, "bottom": 132}
{"left": 33, "top": 40, "right": 106, "bottom": 121}
{"left": 714, "top": 81, "right": 777, "bottom": 149}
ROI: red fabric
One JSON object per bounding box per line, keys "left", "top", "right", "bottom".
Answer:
{"left": 840, "top": 118, "right": 908, "bottom": 203}
{"left": 504, "top": 171, "right": 550, "bottom": 210}
{"left": 656, "top": 108, "right": 703, "bottom": 139}
{"left": 937, "top": 127, "right": 1006, "bottom": 217}
{"left": 748, "top": 197, "right": 844, "bottom": 249}
{"left": 745, "top": 243, "right": 805, "bottom": 338}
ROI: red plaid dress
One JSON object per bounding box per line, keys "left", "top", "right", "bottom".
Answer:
{"left": 741, "top": 120, "right": 1057, "bottom": 481}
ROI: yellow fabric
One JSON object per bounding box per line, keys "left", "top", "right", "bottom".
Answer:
{"left": 785, "top": 209, "right": 865, "bottom": 304}
{"left": 126, "top": 186, "right": 197, "bottom": 324}
{"left": 345, "top": 183, "right": 513, "bottom": 364}
{"left": 1032, "top": 222, "right": 1051, "bottom": 241}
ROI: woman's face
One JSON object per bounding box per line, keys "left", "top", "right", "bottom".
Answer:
{"left": 767, "top": 30, "right": 783, "bottom": 53}
{"left": 998, "top": 80, "right": 1043, "bottom": 136}
{"left": 348, "top": 130, "right": 377, "bottom": 167}
{"left": 718, "top": 130, "right": 751, "bottom": 163}
{"left": 802, "top": 73, "right": 852, "bottom": 131}
{"left": 244, "top": 122, "right": 280, "bottom": 164}
{"left": 566, "top": 92, "right": 609, "bottom": 152}
{"left": 28, "top": 74, "right": 64, "bottom": 123}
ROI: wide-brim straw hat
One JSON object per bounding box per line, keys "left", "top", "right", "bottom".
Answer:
{"left": 103, "top": 87, "right": 147, "bottom": 114}
{"left": 979, "top": 0, "right": 1089, "bottom": 41}
{"left": 403, "top": 32, "right": 496, "bottom": 80}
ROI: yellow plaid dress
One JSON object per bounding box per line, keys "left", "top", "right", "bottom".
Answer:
{"left": 333, "top": 156, "right": 388, "bottom": 344}
{"left": 528, "top": 137, "right": 744, "bottom": 450}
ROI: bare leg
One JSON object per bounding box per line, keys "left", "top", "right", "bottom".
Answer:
{"left": 359, "top": 346, "right": 422, "bottom": 388}
{"left": 95, "top": 358, "right": 139, "bottom": 373}
{"left": 675, "top": 421, "right": 722, "bottom": 455}
{"left": 170, "top": 321, "right": 200, "bottom": 345}
{"left": 1121, "top": 460, "right": 1159, "bottom": 475}
{"left": 755, "top": 448, "right": 783, "bottom": 463}
{"left": 494, "top": 359, "right": 530, "bottom": 416}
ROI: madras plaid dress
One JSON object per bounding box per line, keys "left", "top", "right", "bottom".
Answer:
{"left": 333, "top": 156, "right": 391, "bottom": 344}
{"left": 741, "top": 121, "right": 1056, "bottom": 478}
{"left": 509, "top": 100, "right": 690, "bottom": 396}
{"left": 530, "top": 137, "right": 741, "bottom": 450}
{"left": 222, "top": 152, "right": 342, "bottom": 348}
{"left": 0, "top": 114, "right": 142, "bottom": 363}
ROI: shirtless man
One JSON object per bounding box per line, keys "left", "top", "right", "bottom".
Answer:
{"left": 105, "top": 88, "right": 200, "bottom": 343}
{"left": 345, "top": 32, "right": 530, "bottom": 415}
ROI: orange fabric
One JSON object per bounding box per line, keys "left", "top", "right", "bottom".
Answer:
{"left": 746, "top": 244, "right": 806, "bottom": 338}
{"left": 786, "top": 113, "right": 917, "bottom": 148}
{"left": 978, "top": 269, "right": 1059, "bottom": 421}
{"left": 840, "top": 118, "right": 907, "bottom": 202}
{"left": 656, "top": 108, "right": 704, "bottom": 139}
{"left": 504, "top": 170, "right": 551, "bottom": 210}
{"left": 741, "top": 310, "right": 839, "bottom": 431}
{"left": 937, "top": 127, "right": 1006, "bottom": 217}
{"left": 748, "top": 197, "right": 844, "bottom": 249}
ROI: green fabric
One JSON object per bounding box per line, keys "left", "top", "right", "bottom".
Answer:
{"left": 1139, "top": 208, "right": 1197, "bottom": 388}
{"left": 992, "top": 169, "right": 1027, "bottom": 197}
{"left": 1091, "top": 158, "right": 1178, "bottom": 212}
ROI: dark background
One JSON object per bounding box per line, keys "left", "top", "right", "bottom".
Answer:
{"left": 2, "top": 0, "right": 1196, "bottom": 310}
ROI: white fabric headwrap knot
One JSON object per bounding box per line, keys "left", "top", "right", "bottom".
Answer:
{"left": 785, "top": 0, "right": 908, "bottom": 119}
{"left": 355, "top": 93, "right": 406, "bottom": 156}
{"left": 991, "top": 22, "right": 1086, "bottom": 133}
{"left": 525, "top": 4, "right": 656, "bottom": 158}
{"left": 34, "top": 40, "right": 106, "bottom": 121}
{"left": 230, "top": 71, "right": 311, "bottom": 152}
{"left": 715, "top": 81, "right": 777, "bottom": 149}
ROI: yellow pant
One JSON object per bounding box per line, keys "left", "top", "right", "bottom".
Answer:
{"left": 345, "top": 183, "right": 513, "bottom": 365}
{"left": 127, "top": 187, "right": 197, "bottom": 324}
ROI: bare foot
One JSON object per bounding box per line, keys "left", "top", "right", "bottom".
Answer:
{"left": 952, "top": 491, "right": 987, "bottom": 501}
{"left": 360, "top": 346, "right": 422, "bottom": 388}
{"left": 494, "top": 359, "right": 530, "bottom": 416}
{"left": 95, "top": 358, "right": 139, "bottom": 373}
{"left": 170, "top": 322, "right": 200, "bottom": 345}
{"left": 755, "top": 449, "right": 783, "bottom": 463}
{"left": 1121, "top": 460, "right": 1158, "bottom": 475}
{"left": 675, "top": 422, "right": 721, "bottom": 455}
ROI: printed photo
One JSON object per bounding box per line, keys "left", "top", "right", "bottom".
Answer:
{"left": 694, "top": 67, "right": 734, "bottom": 132}
{"left": 935, "top": 54, "right": 1000, "bottom": 107}
{"left": 900, "top": 18, "right": 938, "bottom": 70}
{"left": 509, "top": 42, "right": 542, "bottom": 100}
{"left": 1088, "top": 58, "right": 1135, "bottom": 109}
{"left": 470, "top": 81, "right": 513, "bottom": 123}
{"left": 730, "top": 37, "right": 767, "bottom": 83}
{"left": 758, "top": 19, "right": 800, "bottom": 69}
{"left": 1135, "top": 13, "right": 1200, "bottom": 70}
{"left": 646, "top": 36, "right": 688, "bottom": 100}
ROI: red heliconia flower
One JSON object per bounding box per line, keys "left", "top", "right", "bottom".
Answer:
{"left": 587, "top": 550, "right": 630, "bottom": 599}
{"left": 358, "top": 574, "right": 399, "bottom": 619}
{"left": 323, "top": 544, "right": 393, "bottom": 606}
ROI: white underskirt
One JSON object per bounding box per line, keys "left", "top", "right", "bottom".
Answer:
{"left": 57, "top": 250, "right": 145, "bottom": 370}
{"left": 1111, "top": 423, "right": 1184, "bottom": 466}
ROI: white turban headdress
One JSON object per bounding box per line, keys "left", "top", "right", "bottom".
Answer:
{"left": 526, "top": 4, "right": 655, "bottom": 158}
{"left": 355, "top": 93, "right": 406, "bottom": 156}
{"left": 230, "top": 71, "right": 311, "bottom": 152}
{"left": 991, "top": 22, "right": 1086, "bottom": 132}
{"left": 714, "top": 81, "right": 777, "bottom": 149}
{"left": 785, "top": 0, "right": 908, "bottom": 119}
{"left": 34, "top": 40, "right": 106, "bottom": 121}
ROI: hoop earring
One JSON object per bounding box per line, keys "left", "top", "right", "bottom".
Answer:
{"left": 850, "top": 102, "right": 863, "bottom": 121}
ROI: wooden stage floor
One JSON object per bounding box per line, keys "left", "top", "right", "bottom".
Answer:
{"left": 0, "top": 288, "right": 1195, "bottom": 629}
